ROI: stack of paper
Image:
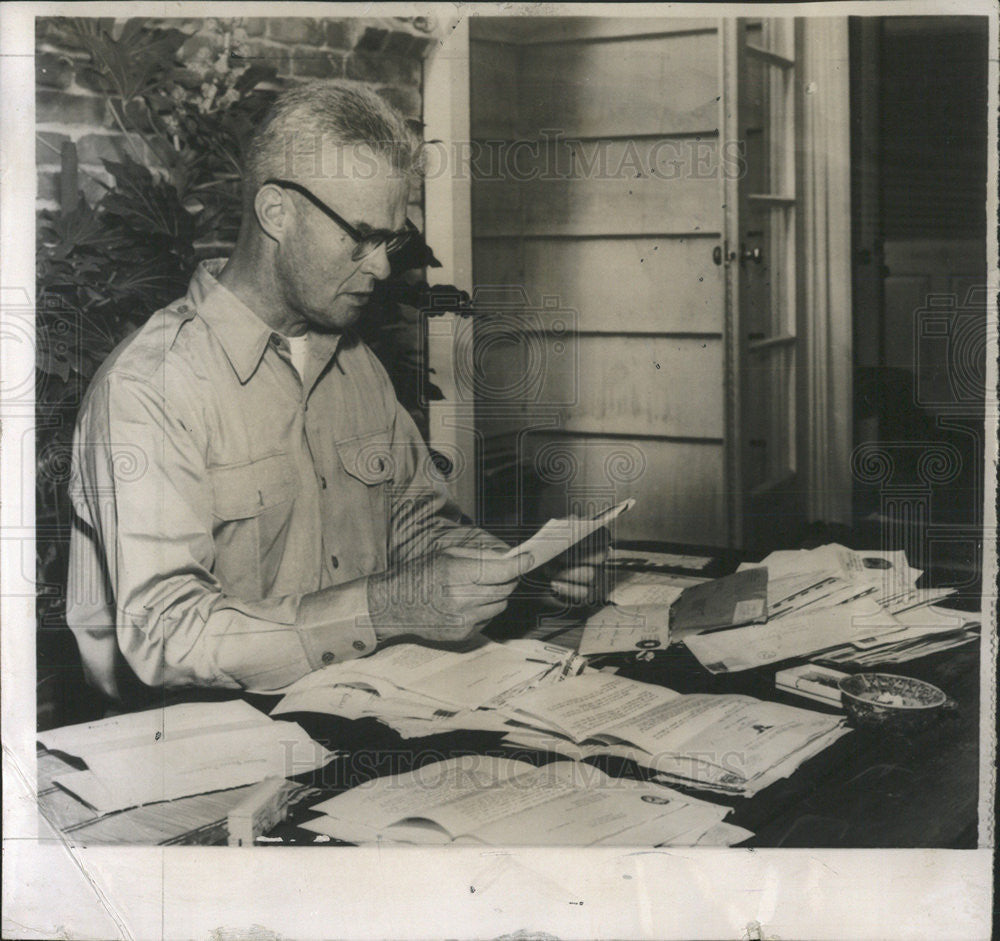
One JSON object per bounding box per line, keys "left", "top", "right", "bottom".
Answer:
{"left": 579, "top": 568, "right": 768, "bottom": 656}
{"left": 38, "top": 700, "right": 334, "bottom": 815}
{"left": 300, "top": 754, "right": 742, "bottom": 846}
{"left": 817, "top": 606, "right": 980, "bottom": 666}
{"left": 683, "top": 544, "right": 974, "bottom": 672}
{"left": 273, "top": 638, "right": 588, "bottom": 739}
{"left": 499, "top": 672, "right": 848, "bottom": 797}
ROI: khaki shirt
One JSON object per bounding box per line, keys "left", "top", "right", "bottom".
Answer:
{"left": 68, "top": 259, "right": 484, "bottom": 699}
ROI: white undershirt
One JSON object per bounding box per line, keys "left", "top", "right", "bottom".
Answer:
{"left": 286, "top": 334, "right": 309, "bottom": 379}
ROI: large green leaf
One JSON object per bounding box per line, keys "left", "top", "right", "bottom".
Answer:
{"left": 62, "top": 17, "right": 188, "bottom": 103}
{"left": 100, "top": 157, "right": 197, "bottom": 248}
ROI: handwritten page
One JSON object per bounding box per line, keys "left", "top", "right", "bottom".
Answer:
{"left": 503, "top": 498, "right": 636, "bottom": 571}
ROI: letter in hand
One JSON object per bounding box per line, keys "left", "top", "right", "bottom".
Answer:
{"left": 367, "top": 548, "right": 534, "bottom": 646}
{"left": 542, "top": 526, "right": 611, "bottom": 606}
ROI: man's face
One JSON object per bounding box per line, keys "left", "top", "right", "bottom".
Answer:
{"left": 273, "top": 148, "right": 410, "bottom": 333}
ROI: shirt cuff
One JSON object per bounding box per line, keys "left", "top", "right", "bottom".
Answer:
{"left": 295, "top": 578, "right": 378, "bottom": 670}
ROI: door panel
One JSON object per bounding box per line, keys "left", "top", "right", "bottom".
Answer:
{"left": 469, "top": 17, "right": 798, "bottom": 548}
{"left": 521, "top": 433, "right": 727, "bottom": 545}
{"left": 474, "top": 138, "right": 724, "bottom": 237}
{"left": 468, "top": 41, "right": 519, "bottom": 138}
{"left": 518, "top": 31, "right": 721, "bottom": 137}
{"left": 471, "top": 19, "right": 730, "bottom": 545}
{"left": 472, "top": 237, "right": 724, "bottom": 334}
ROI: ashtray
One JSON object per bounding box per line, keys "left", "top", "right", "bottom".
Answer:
{"left": 838, "top": 672, "right": 957, "bottom": 731}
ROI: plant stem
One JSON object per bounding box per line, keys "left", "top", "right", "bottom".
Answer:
{"left": 107, "top": 98, "right": 150, "bottom": 163}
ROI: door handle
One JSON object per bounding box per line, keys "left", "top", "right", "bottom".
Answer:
{"left": 712, "top": 244, "right": 737, "bottom": 266}
{"left": 741, "top": 245, "right": 763, "bottom": 265}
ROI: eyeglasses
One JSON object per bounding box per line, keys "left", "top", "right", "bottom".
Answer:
{"left": 263, "top": 178, "right": 416, "bottom": 262}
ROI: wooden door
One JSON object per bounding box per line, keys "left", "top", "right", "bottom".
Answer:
{"left": 469, "top": 17, "right": 729, "bottom": 546}
{"left": 467, "top": 16, "right": 802, "bottom": 549}
{"left": 723, "top": 18, "right": 803, "bottom": 551}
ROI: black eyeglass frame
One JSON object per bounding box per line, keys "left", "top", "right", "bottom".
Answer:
{"left": 263, "top": 178, "right": 416, "bottom": 261}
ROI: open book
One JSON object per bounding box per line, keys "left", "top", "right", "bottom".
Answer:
{"left": 503, "top": 672, "right": 848, "bottom": 796}
{"left": 302, "top": 755, "right": 735, "bottom": 846}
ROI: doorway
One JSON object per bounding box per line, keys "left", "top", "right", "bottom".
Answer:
{"left": 850, "top": 16, "right": 989, "bottom": 584}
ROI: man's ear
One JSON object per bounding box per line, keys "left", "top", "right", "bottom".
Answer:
{"left": 254, "top": 184, "right": 288, "bottom": 242}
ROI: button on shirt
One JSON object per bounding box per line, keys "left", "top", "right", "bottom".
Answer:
{"left": 67, "top": 259, "right": 491, "bottom": 699}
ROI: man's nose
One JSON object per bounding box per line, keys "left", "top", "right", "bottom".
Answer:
{"left": 360, "top": 244, "right": 392, "bottom": 281}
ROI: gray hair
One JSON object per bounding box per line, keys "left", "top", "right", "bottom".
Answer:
{"left": 242, "top": 83, "right": 421, "bottom": 201}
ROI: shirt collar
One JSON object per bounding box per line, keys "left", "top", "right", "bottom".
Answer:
{"left": 188, "top": 259, "right": 343, "bottom": 384}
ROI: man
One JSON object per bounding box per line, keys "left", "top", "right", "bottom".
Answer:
{"left": 67, "top": 83, "right": 604, "bottom": 705}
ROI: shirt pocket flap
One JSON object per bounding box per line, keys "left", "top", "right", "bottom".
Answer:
{"left": 336, "top": 429, "right": 396, "bottom": 486}
{"left": 209, "top": 453, "right": 296, "bottom": 520}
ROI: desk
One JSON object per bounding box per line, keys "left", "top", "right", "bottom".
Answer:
{"left": 39, "top": 543, "right": 983, "bottom": 848}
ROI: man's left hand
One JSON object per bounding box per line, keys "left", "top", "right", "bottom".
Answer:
{"left": 543, "top": 526, "right": 610, "bottom": 605}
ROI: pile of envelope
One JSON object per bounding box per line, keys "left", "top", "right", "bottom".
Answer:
{"left": 683, "top": 544, "right": 978, "bottom": 672}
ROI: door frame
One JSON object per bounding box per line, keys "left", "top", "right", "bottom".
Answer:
{"left": 423, "top": 17, "right": 477, "bottom": 519}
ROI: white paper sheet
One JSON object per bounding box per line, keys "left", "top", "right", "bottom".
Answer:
{"left": 300, "top": 814, "right": 455, "bottom": 845}
{"left": 277, "top": 640, "right": 563, "bottom": 712}
{"left": 512, "top": 672, "right": 681, "bottom": 742}
{"left": 691, "top": 821, "right": 756, "bottom": 846}
{"left": 578, "top": 602, "right": 672, "bottom": 655}
{"left": 608, "top": 570, "right": 688, "bottom": 607}
{"left": 52, "top": 720, "right": 333, "bottom": 814}
{"left": 305, "top": 760, "right": 734, "bottom": 847}
{"left": 37, "top": 699, "right": 272, "bottom": 762}
{"left": 509, "top": 673, "right": 846, "bottom": 793}
{"left": 310, "top": 755, "right": 534, "bottom": 831}
{"left": 461, "top": 765, "right": 729, "bottom": 846}
{"left": 503, "top": 498, "right": 636, "bottom": 570}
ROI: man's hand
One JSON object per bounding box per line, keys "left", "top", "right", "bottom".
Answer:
{"left": 368, "top": 547, "right": 533, "bottom": 645}
{"left": 543, "top": 526, "right": 610, "bottom": 605}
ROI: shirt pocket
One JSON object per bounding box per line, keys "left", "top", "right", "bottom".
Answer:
{"left": 335, "top": 429, "right": 395, "bottom": 572}
{"left": 208, "top": 452, "right": 298, "bottom": 598}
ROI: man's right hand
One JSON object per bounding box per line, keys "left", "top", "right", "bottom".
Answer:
{"left": 367, "top": 547, "right": 533, "bottom": 645}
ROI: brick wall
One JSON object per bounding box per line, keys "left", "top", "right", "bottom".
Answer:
{"left": 35, "top": 15, "right": 441, "bottom": 226}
